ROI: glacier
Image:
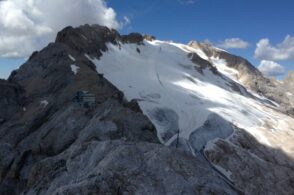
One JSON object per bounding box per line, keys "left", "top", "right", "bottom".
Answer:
{"left": 88, "top": 40, "right": 287, "bottom": 151}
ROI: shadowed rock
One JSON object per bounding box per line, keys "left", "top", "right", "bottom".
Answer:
{"left": 0, "top": 79, "right": 25, "bottom": 121}
{"left": 121, "top": 33, "right": 144, "bottom": 44}
{"left": 189, "top": 114, "right": 234, "bottom": 151}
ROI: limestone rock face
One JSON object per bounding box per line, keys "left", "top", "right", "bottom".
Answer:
{"left": 25, "top": 141, "right": 236, "bottom": 195}
{"left": 204, "top": 129, "right": 294, "bottom": 195}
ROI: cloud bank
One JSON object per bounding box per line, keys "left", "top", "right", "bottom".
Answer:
{"left": 255, "top": 35, "right": 294, "bottom": 61}
{"left": 258, "top": 60, "right": 285, "bottom": 77}
{"left": 0, "top": 0, "right": 119, "bottom": 58}
{"left": 217, "top": 38, "right": 250, "bottom": 49}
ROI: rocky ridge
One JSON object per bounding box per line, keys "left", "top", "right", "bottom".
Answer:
{"left": 188, "top": 41, "right": 294, "bottom": 116}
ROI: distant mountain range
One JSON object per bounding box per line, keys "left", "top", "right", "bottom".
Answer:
{"left": 0, "top": 24, "right": 294, "bottom": 195}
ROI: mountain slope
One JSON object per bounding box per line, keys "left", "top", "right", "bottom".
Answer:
{"left": 188, "top": 41, "right": 294, "bottom": 117}
{"left": 0, "top": 24, "right": 294, "bottom": 195}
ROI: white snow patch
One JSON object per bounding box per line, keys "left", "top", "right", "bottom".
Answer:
{"left": 172, "top": 42, "right": 209, "bottom": 60}
{"left": 84, "top": 54, "right": 93, "bottom": 61}
{"left": 210, "top": 56, "right": 239, "bottom": 81}
{"left": 68, "top": 55, "right": 76, "bottom": 62}
{"left": 40, "top": 100, "right": 48, "bottom": 108}
{"left": 286, "top": 92, "right": 293, "bottom": 96}
{"left": 71, "top": 65, "right": 80, "bottom": 75}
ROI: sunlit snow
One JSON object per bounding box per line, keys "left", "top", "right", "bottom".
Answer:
{"left": 90, "top": 40, "right": 279, "bottom": 147}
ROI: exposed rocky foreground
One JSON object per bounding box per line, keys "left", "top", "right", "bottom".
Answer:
{"left": 0, "top": 25, "right": 294, "bottom": 195}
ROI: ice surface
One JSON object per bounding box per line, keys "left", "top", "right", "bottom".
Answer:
{"left": 89, "top": 40, "right": 280, "bottom": 147}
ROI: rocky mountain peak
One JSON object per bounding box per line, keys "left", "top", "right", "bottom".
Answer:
{"left": 55, "top": 24, "right": 120, "bottom": 59}
{"left": 188, "top": 40, "right": 216, "bottom": 56}
{"left": 188, "top": 40, "right": 260, "bottom": 77}
{"left": 55, "top": 24, "right": 144, "bottom": 59}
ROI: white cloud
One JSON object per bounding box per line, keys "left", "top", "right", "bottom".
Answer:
{"left": 255, "top": 35, "right": 294, "bottom": 61}
{"left": 123, "top": 16, "right": 131, "bottom": 25}
{"left": 120, "top": 16, "right": 131, "bottom": 27}
{"left": 258, "top": 60, "right": 285, "bottom": 77}
{"left": 217, "top": 38, "right": 250, "bottom": 49}
{"left": 0, "top": 0, "right": 119, "bottom": 58}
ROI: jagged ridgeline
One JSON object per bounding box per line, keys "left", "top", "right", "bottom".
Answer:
{"left": 0, "top": 24, "right": 294, "bottom": 195}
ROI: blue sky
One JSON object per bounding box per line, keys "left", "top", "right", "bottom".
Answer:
{"left": 108, "top": 0, "right": 293, "bottom": 78}
{"left": 0, "top": 0, "right": 293, "bottom": 79}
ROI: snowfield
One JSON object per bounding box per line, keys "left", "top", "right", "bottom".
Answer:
{"left": 89, "top": 40, "right": 291, "bottom": 151}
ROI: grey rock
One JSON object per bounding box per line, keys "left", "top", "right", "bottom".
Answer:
{"left": 26, "top": 141, "right": 237, "bottom": 195}
{"left": 188, "top": 53, "right": 218, "bottom": 75}
{"left": 121, "top": 33, "right": 144, "bottom": 44}
{"left": 204, "top": 129, "right": 294, "bottom": 195}
{"left": 0, "top": 79, "right": 24, "bottom": 121}
{"left": 0, "top": 143, "right": 17, "bottom": 181}
{"left": 55, "top": 24, "right": 120, "bottom": 59}
{"left": 77, "top": 99, "right": 158, "bottom": 144}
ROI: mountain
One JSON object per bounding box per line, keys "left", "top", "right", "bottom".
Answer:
{"left": 0, "top": 24, "right": 294, "bottom": 195}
